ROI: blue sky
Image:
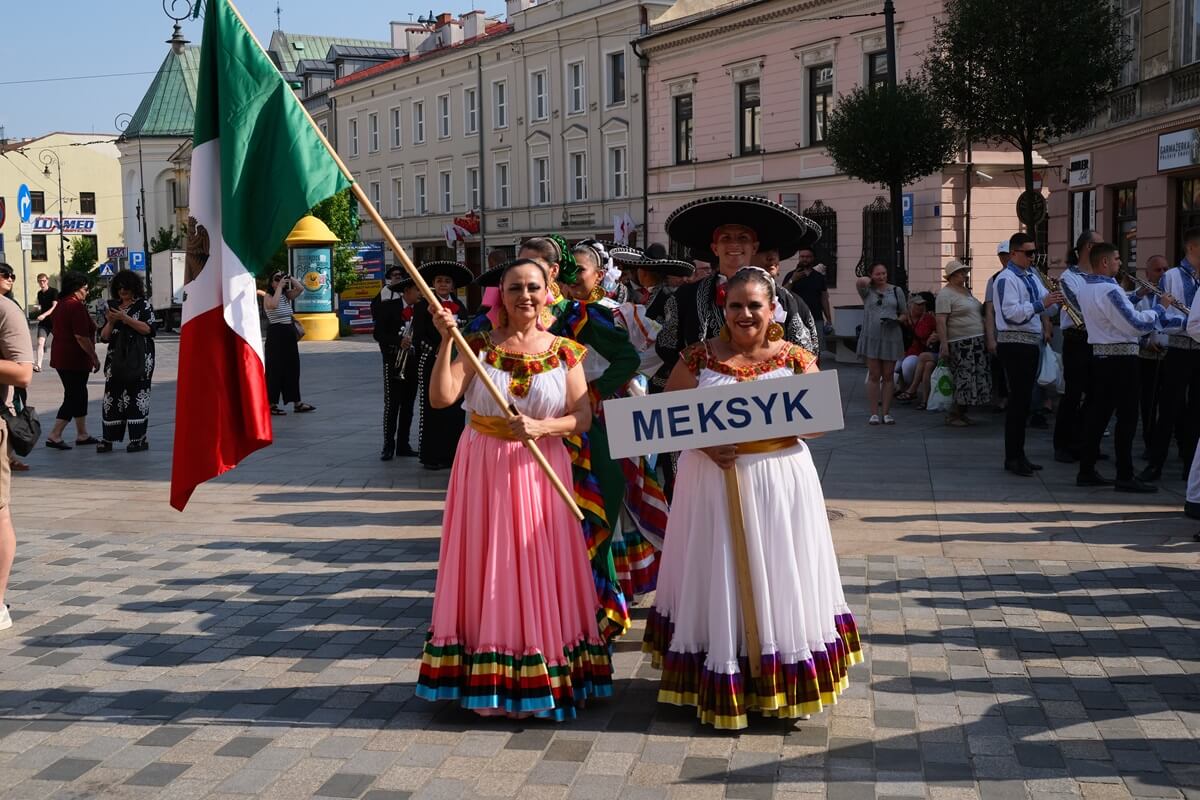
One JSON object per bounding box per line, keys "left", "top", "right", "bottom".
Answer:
{"left": 0, "top": 1, "right": 507, "bottom": 141}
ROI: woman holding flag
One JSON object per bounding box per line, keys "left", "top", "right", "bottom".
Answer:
{"left": 643, "top": 263, "right": 862, "bottom": 730}
{"left": 415, "top": 258, "right": 612, "bottom": 719}
{"left": 411, "top": 261, "right": 473, "bottom": 470}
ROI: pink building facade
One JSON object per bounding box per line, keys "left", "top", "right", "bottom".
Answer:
{"left": 639, "top": 0, "right": 1037, "bottom": 310}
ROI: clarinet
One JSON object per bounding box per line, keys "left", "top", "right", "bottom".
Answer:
{"left": 1119, "top": 269, "right": 1190, "bottom": 314}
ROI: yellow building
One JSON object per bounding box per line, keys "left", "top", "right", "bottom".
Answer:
{"left": 0, "top": 132, "right": 124, "bottom": 310}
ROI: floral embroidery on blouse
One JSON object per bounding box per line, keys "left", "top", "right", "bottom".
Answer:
{"left": 681, "top": 342, "right": 817, "bottom": 381}
{"left": 468, "top": 332, "right": 586, "bottom": 397}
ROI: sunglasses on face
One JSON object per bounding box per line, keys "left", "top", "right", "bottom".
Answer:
{"left": 1017, "top": 249, "right": 1037, "bottom": 256}
{"left": 0, "top": 272, "right": 14, "bottom": 280}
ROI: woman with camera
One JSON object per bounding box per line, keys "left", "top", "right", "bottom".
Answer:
{"left": 261, "top": 272, "right": 315, "bottom": 416}
{"left": 98, "top": 271, "right": 157, "bottom": 453}
{"left": 855, "top": 262, "right": 908, "bottom": 425}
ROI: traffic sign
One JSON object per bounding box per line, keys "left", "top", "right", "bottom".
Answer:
{"left": 1016, "top": 190, "right": 1047, "bottom": 226}
{"left": 16, "top": 184, "right": 31, "bottom": 223}
{"left": 107, "top": 246, "right": 127, "bottom": 260}
{"left": 902, "top": 193, "right": 914, "bottom": 237}
{"left": 20, "top": 235, "right": 31, "bottom": 251}
{"left": 99, "top": 262, "right": 116, "bottom": 278}
{"left": 129, "top": 250, "right": 146, "bottom": 271}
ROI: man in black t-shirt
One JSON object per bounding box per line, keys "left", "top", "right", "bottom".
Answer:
{"left": 782, "top": 248, "right": 833, "bottom": 358}
{"left": 33, "top": 273, "right": 59, "bottom": 372}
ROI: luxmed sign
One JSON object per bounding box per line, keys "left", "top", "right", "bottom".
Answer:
{"left": 32, "top": 216, "right": 97, "bottom": 234}
{"left": 605, "top": 370, "right": 844, "bottom": 459}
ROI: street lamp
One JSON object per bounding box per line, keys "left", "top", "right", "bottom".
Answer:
{"left": 39, "top": 149, "right": 66, "bottom": 280}
{"left": 882, "top": 0, "right": 906, "bottom": 289}
{"left": 116, "top": 112, "right": 152, "bottom": 293}
{"left": 164, "top": 0, "right": 195, "bottom": 54}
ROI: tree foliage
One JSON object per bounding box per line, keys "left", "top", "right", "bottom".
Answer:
{"left": 66, "top": 237, "right": 97, "bottom": 273}
{"left": 824, "top": 76, "right": 957, "bottom": 189}
{"left": 150, "top": 225, "right": 183, "bottom": 253}
{"left": 925, "top": 0, "right": 1130, "bottom": 192}
{"left": 265, "top": 188, "right": 361, "bottom": 294}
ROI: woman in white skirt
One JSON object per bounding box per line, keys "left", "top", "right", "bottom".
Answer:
{"left": 644, "top": 267, "right": 862, "bottom": 730}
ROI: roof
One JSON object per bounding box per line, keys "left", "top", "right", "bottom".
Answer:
{"left": 334, "top": 21, "right": 512, "bottom": 89}
{"left": 123, "top": 46, "right": 201, "bottom": 138}
{"left": 295, "top": 58, "right": 334, "bottom": 75}
{"left": 325, "top": 44, "right": 405, "bottom": 61}
{"left": 645, "top": 0, "right": 771, "bottom": 36}
{"left": 269, "top": 32, "right": 390, "bottom": 73}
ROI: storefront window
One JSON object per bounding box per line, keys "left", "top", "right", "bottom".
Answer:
{"left": 1179, "top": 178, "right": 1200, "bottom": 262}
{"left": 1113, "top": 186, "right": 1137, "bottom": 272}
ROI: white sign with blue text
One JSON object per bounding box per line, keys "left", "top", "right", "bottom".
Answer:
{"left": 605, "top": 370, "right": 844, "bottom": 459}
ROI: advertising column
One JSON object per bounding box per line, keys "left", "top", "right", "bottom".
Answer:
{"left": 285, "top": 215, "right": 341, "bottom": 341}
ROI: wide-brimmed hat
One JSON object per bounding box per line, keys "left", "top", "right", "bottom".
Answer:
{"left": 474, "top": 258, "right": 547, "bottom": 289}
{"left": 943, "top": 259, "right": 971, "bottom": 279}
{"left": 418, "top": 260, "right": 472, "bottom": 288}
{"left": 610, "top": 245, "right": 695, "bottom": 278}
{"left": 665, "top": 195, "right": 821, "bottom": 264}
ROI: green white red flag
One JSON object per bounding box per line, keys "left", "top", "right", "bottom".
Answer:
{"left": 170, "top": 0, "right": 349, "bottom": 510}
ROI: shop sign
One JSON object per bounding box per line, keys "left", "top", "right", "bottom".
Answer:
{"left": 1067, "top": 154, "right": 1091, "bottom": 187}
{"left": 32, "top": 215, "right": 97, "bottom": 234}
{"left": 1158, "top": 128, "right": 1200, "bottom": 173}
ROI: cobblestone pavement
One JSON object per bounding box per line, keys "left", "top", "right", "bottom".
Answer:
{"left": 1, "top": 338, "right": 1198, "bottom": 799}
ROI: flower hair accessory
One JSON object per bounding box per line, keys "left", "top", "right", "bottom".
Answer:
{"left": 547, "top": 234, "right": 579, "bottom": 284}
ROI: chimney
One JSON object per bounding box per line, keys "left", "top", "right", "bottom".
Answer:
{"left": 390, "top": 21, "right": 405, "bottom": 48}
{"left": 462, "top": 9, "right": 484, "bottom": 39}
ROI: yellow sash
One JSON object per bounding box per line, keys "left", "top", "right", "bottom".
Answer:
{"left": 469, "top": 413, "right": 517, "bottom": 441}
{"left": 735, "top": 436, "right": 800, "bottom": 455}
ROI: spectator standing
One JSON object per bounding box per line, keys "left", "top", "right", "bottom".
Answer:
{"left": 33, "top": 274, "right": 58, "bottom": 373}
{"left": 261, "top": 272, "right": 315, "bottom": 416}
{"left": 936, "top": 260, "right": 991, "bottom": 426}
{"left": 0, "top": 266, "right": 29, "bottom": 472}
{"left": 783, "top": 247, "right": 834, "bottom": 358}
{"left": 45, "top": 273, "right": 100, "bottom": 450}
{"left": 856, "top": 262, "right": 908, "bottom": 425}
{"left": 97, "top": 271, "right": 157, "bottom": 453}
{"left": 0, "top": 265, "right": 34, "bottom": 630}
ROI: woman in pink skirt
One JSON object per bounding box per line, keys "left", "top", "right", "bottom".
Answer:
{"left": 415, "top": 258, "right": 613, "bottom": 720}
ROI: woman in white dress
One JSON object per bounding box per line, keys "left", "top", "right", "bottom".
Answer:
{"left": 644, "top": 267, "right": 863, "bottom": 730}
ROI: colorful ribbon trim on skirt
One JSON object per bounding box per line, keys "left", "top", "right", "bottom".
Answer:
{"left": 614, "top": 455, "right": 669, "bottom": 595}
{"left": 642, "top": 607, "right": 863, "bottom": 730}
{"left": 416, "top": 634, "right": 613, "bottom": 721}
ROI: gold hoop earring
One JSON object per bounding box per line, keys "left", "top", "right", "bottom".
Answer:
{"left": 766, "top": 322, "right": 785, "bottom": 342}
{"left": 719, "top": 325, "right": 731, "bottom": 342}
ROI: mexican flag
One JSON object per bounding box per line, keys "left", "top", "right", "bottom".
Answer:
{"left": 170, "top": 0, "right": 349, "bottom": 510}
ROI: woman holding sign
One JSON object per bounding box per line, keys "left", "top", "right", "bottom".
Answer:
{"left": 414, "top": 258, "right": 613, "bottom": 720}
{"left": 644, "top": 267, "right": 862, "bottom": 730}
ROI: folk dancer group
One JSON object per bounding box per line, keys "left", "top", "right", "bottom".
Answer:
{"left": 994, "top": 226, "right": 1200, "bottom": 499}
{"left": 370, "top": 196, "right": 861, "bottom": 728}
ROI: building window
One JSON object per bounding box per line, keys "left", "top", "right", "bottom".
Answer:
{"left": 803, "top": 199, "right": 839, "bottom": 288}
{"left": 413, "top": 101, "right": 425, "bottom": 144}
{"left": 495, "top": 162, "right": 510, "bottom": 208}
{"left": 867, "top": 52, "right": 889, "bottom": 89}
{"left": 439, "top": 170, "right": 453, "bottom": 213}
{"left": 368, "top": 112, "right": 379, "bottom": 152}
{"left": 493, "top": 81, "right": 508, "bottom": 129}
{"left": 809, "top": 64, "right": 833, "bottom": 145}
{"left": 1119, "top": 0, "right": 1141, "bottom": 85}
{"left": 608, "top": 146, "right": 627, "bottom": 199}
{"left": 464, "top": 87, "right": 478, "bottom": 134}
{"left": 320, "top": 121, "right": 328, "bottom": 139}
{"left": 674, "top": 94, "right": 693, "bottom": 165}
{"left": 349, "top": 117, "right": 359, "bottom": 157}
{"left": 30, "top": 191, "right": 45, "bottom": 214}
{"left": 1069, "top": 189, "right": 1097, "bottom": 251}
{"left": 1179, "top": 178, "right": 1200, "bottom": 263}
{"left": 370, "top": 180, "right": 381, "bottom": 213}
{"left": 390, "top": 107, "right": 402, "bottom": 148}
{"left": 533, "top": 157, "right": 550, "bottom": 205}
{"left": 467, "top": 167, "right": 480, "bottom": 210}
{"left": 31, "top": 234, "right": 47, "bottom": 262}
{"left": 392, "top": 177, "right": 403, "bottom": 217}
{"left": 567, "top": 61, "right": 585, "bottom": 114}
{"left": 1182, "top": 0, "right": 1200, "bottom": 65}
{"left": 437, "top": 94, "right": 451, "bottom": 139}
{"left": 530, "top": 70, "right": 549, "bottom": 121}
{"left": 737, "top": 80, "right": 761, "bottom": 156}
{"left": 570, "top": 151, "right": 588, "bottom": 201}
{"left": 1113, "top": 185, "right": 1137, "bottom": 271}
{"left": 607, "top": 51, "right": 626, "bottom": 106}
{"left": 415, "top": 174, "right": 427, "bottom": 215}
{"left": 79, "top": 191, "right": 96, "bottom": 215}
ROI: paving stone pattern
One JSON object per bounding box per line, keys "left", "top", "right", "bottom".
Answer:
{"left": 1, "top": 339, "right": 1198, "bottom": 799}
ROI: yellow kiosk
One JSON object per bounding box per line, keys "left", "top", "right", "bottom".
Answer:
{"left": 285, "top": 215, "right": 341, "bottom": 341}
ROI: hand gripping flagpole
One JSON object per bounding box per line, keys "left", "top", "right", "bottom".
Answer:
{"left": 223, "top": 0, "right": 585, "bottom": 522}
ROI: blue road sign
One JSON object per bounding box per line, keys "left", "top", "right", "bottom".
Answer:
{"left": 129, "top": 250, "right": 146, "bottom": 271}
{"left": 902, "top": 193, "right": 914, "bottom": 236}
{"left": 16, "top": 184, "right": 31, "bottom": 223}
{"left": 99, "top": 262, "right": 116, "bottom": 278}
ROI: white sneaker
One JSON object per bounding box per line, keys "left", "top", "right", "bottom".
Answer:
{"left": 868, "top": 415, "right": 881, "bottom": 425}
{"left": 0, "top": 604, "right": 11, "bottom": 632}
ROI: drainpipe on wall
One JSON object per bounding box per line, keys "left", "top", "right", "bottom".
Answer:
{"left": 477, "top": 53, "right": 487, "bottom": 266}
{"left": 632, "top": 4, "right": 649, "bottom": 247}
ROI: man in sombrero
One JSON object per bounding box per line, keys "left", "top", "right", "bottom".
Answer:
{"left": 654, "top": 195, "right": 822, "bottom": 387}
{"left": 613, "top": 243, "right": 694, "bottom": 324}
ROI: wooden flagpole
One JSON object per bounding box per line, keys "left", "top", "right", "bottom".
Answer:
{"left": 223, "top": 0, "right": 584, "bottom": 521}
{"left": 723, "top": 468, "right": 763, "bottom": 679}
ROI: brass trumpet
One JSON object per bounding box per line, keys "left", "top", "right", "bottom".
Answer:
{"left": 1034, "top": 258, "right": 1085, "bottom": 329}
{"left": 1119, "top": 269, "right": 1189, "bottom": 314}
{"left": 395, "top": 319, "right": 413, "bottom": 373}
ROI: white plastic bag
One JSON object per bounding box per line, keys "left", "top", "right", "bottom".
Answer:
{"left": 1037, "top": 342, "right": 1060, "bottom": 388}
{"left": 926, "top": 360, "right": 954, "bottom": 412}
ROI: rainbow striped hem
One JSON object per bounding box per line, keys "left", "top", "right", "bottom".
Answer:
{"left": 642, "top": 608, "right": 863, "bottom": 730}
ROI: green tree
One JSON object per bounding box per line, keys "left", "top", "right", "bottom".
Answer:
{"left": 65, "top": 238, "right": 103, "bottom": 301}
{"left": 925, "top": 0, "right": 1130, "bottom": 196}
{"left": 264, "top": 188, "right": 361, "bottom": 293}
{"left": 150, "top": 225, "right": 183, "bottom": 253}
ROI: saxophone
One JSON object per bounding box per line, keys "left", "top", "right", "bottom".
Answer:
{"left": 1036, "top": 258, "right": 1085, "bottom": 329}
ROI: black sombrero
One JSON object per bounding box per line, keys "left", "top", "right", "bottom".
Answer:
{"left": 610, "top": 245, "right": 695, "bottom": 278}
{"left": 474, "top": 258, "right": 545, "bottom": 289}
{"left": 417, "top": 260, "right": 473, "bottom": 288}
{"left": 665, "top": 195, "right": 821, "bottom": 264}
{"left": 384, "top": 264, "right": 414, "bottom": 289}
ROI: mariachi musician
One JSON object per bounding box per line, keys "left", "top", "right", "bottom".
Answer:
{"left": 371, "top": 265, "right": 421, "bottom": 460}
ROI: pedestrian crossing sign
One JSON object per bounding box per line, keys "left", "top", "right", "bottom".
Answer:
{"left": 99, "top": 262, "right": 116, "bottom": 278}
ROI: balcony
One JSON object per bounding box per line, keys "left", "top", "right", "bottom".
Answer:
{"left": 1173, "top": 62, "right": 1200, "bottom": 105}
{"left": 1109, "top": 85, "right": 1138, "bottom": 123}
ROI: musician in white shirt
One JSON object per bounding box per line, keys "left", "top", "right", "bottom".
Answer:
{"left": 1075, "top": 243, "right": 1177, "bottom": 493}
{"left": 1054, "top": 231, "right": 1098, "bottom": 463}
